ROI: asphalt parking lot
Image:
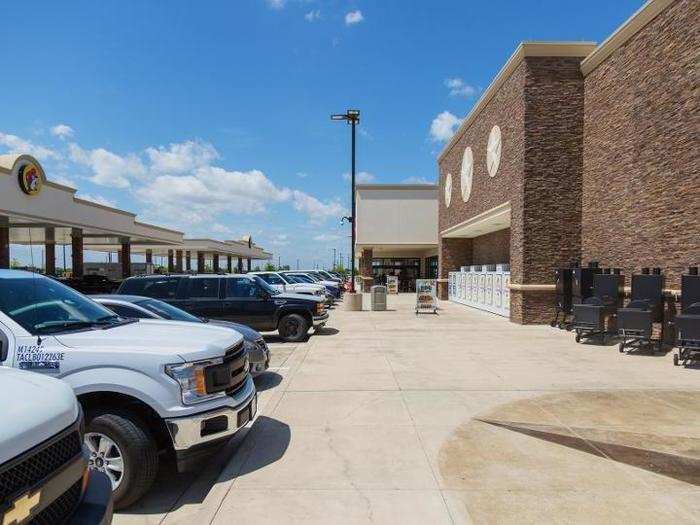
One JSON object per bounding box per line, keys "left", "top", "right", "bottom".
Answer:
{"left": 115, "top": 294, "right": 699, "bottom": 524}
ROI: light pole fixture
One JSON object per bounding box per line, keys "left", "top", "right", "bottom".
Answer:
{"left": 331, "top": 109, "right": 360, "bottom": 292}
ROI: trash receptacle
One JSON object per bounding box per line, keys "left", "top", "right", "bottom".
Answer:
{"left": 371, "top": 285, "right": 387, "bottom": 311}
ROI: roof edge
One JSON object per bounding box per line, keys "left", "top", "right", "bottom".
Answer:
{"left": 581, "top": 0, "right": 675, "bottom": 77}
{"left": 356, "top": 183, "right": 437, "bottom": 190}
{"left": 437, "top": 41, "right": 597, "bottom": 163}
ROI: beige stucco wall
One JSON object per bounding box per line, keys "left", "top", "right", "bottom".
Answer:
{"left": 356, "top": 185, "right": 438, "bottom": 246}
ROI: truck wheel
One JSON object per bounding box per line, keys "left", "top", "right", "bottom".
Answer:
{"left": 279, "top": 313, "right": 309, "bottom": 342}
{"left": 85, "top": 412, "right": 158, "bottom": 510}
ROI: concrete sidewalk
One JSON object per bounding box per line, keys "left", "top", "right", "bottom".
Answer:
{"left": 116, "top": 294, "right": 699, "bottom": 524}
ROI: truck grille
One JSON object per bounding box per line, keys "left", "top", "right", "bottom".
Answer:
{"left": 204, "top": 342, "right": 249, "bottom": 396}
{"left": 30, "top": 480, "right": 82, "bottom": 525}
{"left": 0, "top": 428, "right": 82, "bottom": 501}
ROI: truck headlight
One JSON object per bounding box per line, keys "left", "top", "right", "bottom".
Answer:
{"left": 315, "top": 302, "right": 325, "bottom": 315}
{"left": 165, "top": 358, "right": 225, "bottom": 405}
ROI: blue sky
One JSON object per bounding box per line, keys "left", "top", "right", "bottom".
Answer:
{"left": 0, "top": 0, "right": 642, "bottom": 268}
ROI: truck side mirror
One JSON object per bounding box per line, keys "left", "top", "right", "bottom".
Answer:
{"left": 0, "top": 332, "right": 8, "bottom": 362}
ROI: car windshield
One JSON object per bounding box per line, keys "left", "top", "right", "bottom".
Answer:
{"left": 0, "top": 276, "right": 122, "bottom": 335}
{"left": 291, "top": 274, "right": 315, "bottom": 283}
{"left": 285, "top": 275, "right": 301, "bottom": 284}
{"left": 135, "top": 298, "right": 202, "bottom": 322}
{"left": 252, "top": 276, "right": 280, "bottom": 295}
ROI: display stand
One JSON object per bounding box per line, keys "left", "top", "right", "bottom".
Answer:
{"left": 415, "top": 279, "right": 438, "bottom": 314}
{"left": 386, "top": 275, "right": 399, "bottom": 294}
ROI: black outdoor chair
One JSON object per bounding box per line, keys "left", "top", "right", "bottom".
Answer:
{"left": 572, "top": 271, "right": 625, "bottom": 344}
{"left": 674, "top": 267, "right": 700, "bottom": 366}
{"left": 617, "top": 269, "right": 664, "bottom": 354}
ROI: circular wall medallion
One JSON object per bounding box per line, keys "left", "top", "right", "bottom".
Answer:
{"left": 486, "top": 125, "right": 502, "bottom": 177}
{"left": 460, "top": 147, "right": 473, "bottom": 202}
{"left": 444, "top": 173, "right": 452, "bottom": 208}
{"left": 17, "top": 163, "right": 43, "bottom": 196}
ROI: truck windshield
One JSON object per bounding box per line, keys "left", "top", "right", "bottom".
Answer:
{"left": 135, "top": 298, "right": 202, "bottom": 323}
{"left": 0, "top": 276, "right": 121, "bottom": 335}
{"left": 290, "top": 274, "right": 315, "bottom": 284}
{"left": 252, "top": 276, "right": 280, "bottom": 295}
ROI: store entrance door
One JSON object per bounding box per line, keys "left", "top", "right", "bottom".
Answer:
{"left": 371, "top": 258, "right": 421, "bottom": 293}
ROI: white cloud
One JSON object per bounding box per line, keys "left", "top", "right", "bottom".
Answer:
{"left": 402, "top": 176, "right": 434, "bottom": 184}
{"left": 145, "top": 140, "right": 219, "bottom": 174}
{"left": 291, "top": 190, "right": 346, "bottom": 224}
{"left": 69, "top": 143, "right": 146, "bottom": 188}
{"left": 429, "top": 111, "right": 462, "bottom": 142}
{"left": 51, "top": 174, "right": 77, "bottom": 188}
{"left": 444, "top": 78, "right": 477, "bottom": 98}
{"left": 297, "top": 172, "right": 309, "bottom": 178}
{"left": 266, "top": 0, "right": 285, "bottom": 9}
{"left": 342, "top": 171, "right": 375, "bottom": 183}
{"left": 137, "top": 166, "right": 292, "bottom": 225}
{"left": 77, "top": 193, "right": 118, "bottom": 208}
{"left": 304, "top": 9, "right": 321, "bottom": 22}
{"left": 313, "top": 233, "right": 342, "bottom": 242}
{"left": 0, "top": 132, "right": 59, "bottom": 160}
{"left": 50, "top": 124, "right": 75, "bottom": 139}
{"left": 270, "top": 233, "right": 290, "bottom": 246}
{"left": 345, "top": 10, "right": 364, "bottom": 25}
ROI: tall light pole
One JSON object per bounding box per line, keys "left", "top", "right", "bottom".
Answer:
{"left": 332, "top": 248, "right": 337, "bottom": 270}
{"left": 331, "top": 109, "right": 360, "bottom": 293}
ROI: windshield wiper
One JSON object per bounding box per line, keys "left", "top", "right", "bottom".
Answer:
{"left": 94, "top": 315, "right": 122, "bottom": 324}
{"left": 34, "top": 320, "right": 95, "bottom": 334}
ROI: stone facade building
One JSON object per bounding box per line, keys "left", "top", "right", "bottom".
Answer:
{"left": 436, "top": 0, "right": 698, "bottom": 324}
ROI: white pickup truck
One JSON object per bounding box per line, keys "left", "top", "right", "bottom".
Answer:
{"left": 251, "top": 271, "right": 330, "bottom": 300}
{"left": 0, "top": 270, "right": 257, "bottom": 509}
{"left": 0, "top": 367, "right": 113, "bottom": 524}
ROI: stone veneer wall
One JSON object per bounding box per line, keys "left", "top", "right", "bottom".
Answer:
{"left": 472, "top": 228, "right": 511, "bottom": 265}
{"left": 438, "top": 61, "right": 526, "bottom": 300}
{"left": 438, "top": 56, "right": 587, "bottom": 323}
{"left": 582, "top": 0, "right": 699, "bottom": 290}
{"left": 359, "top": 248, "right": 373, "bottom": 291}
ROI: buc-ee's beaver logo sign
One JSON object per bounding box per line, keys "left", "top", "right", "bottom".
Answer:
{"left": 18, "top": 163, "right": 42, "bottom": 196}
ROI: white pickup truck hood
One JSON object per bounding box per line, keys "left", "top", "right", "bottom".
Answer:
{"left": 0, "top": 368, "right": 79, "bottom": 464}
{"left": 54, "top": 319, "right": 243, "bottom": 362}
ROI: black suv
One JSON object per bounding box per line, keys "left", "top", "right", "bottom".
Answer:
{"left": 117, "top": 274, "right": 328, "bottom": 342}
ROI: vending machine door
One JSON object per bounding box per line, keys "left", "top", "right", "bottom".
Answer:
{"left": 494, "top": 273, "right": 502, "bottom": 308}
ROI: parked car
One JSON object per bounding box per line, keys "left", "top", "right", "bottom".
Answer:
{"left": 250, "top": 271, "right": 332, "bottom": 304}
{"left": 0, "top": 367, "right": 113, "bottom": 524}
{"left": 282, "top": 271, "right": 342, "bottom": 299}
{"left": 91, "top": 294, "right": 270, "bottom": 375}
{"left": 117, "top": 274, "right": 328, "bottom": 342}
{"left": 0, "top": 270, "right": 256, "bottom": 509}
{"left": 317, "top": 270, "right": 343, "bottom": 283}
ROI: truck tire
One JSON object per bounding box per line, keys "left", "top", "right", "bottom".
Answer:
{"left": 279, "top": 313, "right": 309, "bottom": 342}
{"left": 85, "top": 412, "right": 159, "bottom": 510}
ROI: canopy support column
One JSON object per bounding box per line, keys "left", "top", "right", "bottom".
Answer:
{"left": 45, "top": 227, "right": 56, "bottom": 276}
{"left": 71, "top": 228, "right": 83, "bottom": 278}
{"left": 176, "top": 250, "right": 183, "bottom": 272}
{"left": 0, "top": 218, "right": 9, "bottom": 269}
{"left": 168, "top": 249, "right": 175, "bottom": 273}
{"left": 121, "top": 238, "right": 131, "bottom": 278}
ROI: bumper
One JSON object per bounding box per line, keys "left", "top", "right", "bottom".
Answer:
{"left": 69, "top": 471, "right": 113, "bottom": 525}
{"left": 313, "top": 311, "right": 329, "bottom": 328}
{"left": 165, "top": 376, "right": 257, "bottom": 469}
